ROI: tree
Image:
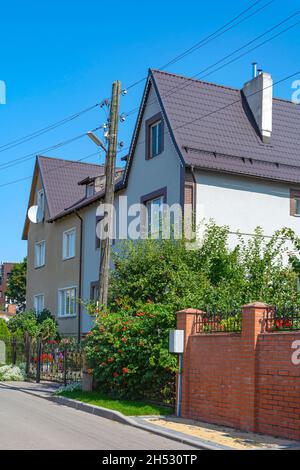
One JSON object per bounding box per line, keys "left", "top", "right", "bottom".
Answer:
{"left": 6, "top": 258, "right": 27, "bottom": 310}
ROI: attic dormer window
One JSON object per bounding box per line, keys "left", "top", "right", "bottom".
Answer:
{"left": 86, "top": 182, "right": 95, "bottom": 198}
{"left": 146, "top": 113, "right": 164, "bottom": 159}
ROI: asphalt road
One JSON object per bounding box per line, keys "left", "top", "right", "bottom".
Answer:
{"left": 0, "top": 384, "right": 195, "bottom": 450}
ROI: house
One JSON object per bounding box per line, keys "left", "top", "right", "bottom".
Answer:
{"left": 0, "top": 304, "right": 17, "bottom": 322}
{"left": 23, "top": 67, "right": 300, "bottom": 336}
{"left": 22, "top": 155, "right": 123, "bottom": 337}
{"left": 0, "top": 262, "right": 16, "bottom": 311}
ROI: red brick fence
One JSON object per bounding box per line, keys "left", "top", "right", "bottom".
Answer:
{"left": 176, "top": 303, "right": 300, "bottom": 440}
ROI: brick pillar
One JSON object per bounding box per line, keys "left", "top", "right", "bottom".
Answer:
{"left": 176, "top": 308, "right": 205, "bottom": 417}
{"left": 239, "top": 302, "right": 268, "bottom": 432}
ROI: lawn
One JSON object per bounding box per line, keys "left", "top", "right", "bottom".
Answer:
{"left": 57, "top": 390, "right": 174, "bottom": 416}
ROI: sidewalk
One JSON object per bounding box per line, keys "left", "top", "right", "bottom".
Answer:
{"left": 141, "top": 416, "right": 300, "bottom": 450}
{"left": 2, "top": 381, "right": 300, "bottom": 450}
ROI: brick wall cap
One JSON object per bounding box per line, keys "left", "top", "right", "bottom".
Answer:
{"left": 242, "top": 302, "right": 270, "bottom": 309}
{"left": 176, "top": 308, "right": 205, "bottom": 315}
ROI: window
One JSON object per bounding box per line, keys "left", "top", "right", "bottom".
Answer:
{"left": 146, "top": 113, "right": 164, "bottom": 159}
{"left": 63, "top": 228, "right": 76, "bottom": 259}
{"left": 37, "top": 189, "right": 45, "bottom": 214}
{"left": 146, "top": 196, "right": 164, "bottom": 237}
{"left": 58, "top": 287, "right": 76, "bottom": 317}
{"left": 290, "top": 190, "right": 300, "bottom": 216}
{"left": 35, "top": 241, "right": 45, "bottom": 268}
{"left": 90, "top": 281, "right": 99, "bottom": 302}
{"left": 150, "top": 121, "right": 162, "bottom": 157}
{"left": 86, "top": 183, "right": 95, "bottom": 198}
{"left": 34, "top": 294, "right": 44, "bottom": 314}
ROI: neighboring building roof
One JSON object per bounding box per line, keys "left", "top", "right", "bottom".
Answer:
{"left": 38, "top": 156, "right": 106, "bottom": 219}
{"left": 22, "top": 155, "right": 125, "bottom": 237}
{"left": 125, "top": 69, "right": 300, "bottom": 185}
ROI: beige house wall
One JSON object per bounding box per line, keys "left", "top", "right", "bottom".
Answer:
{"left": 26, "top": 174, "right": 81, "bottom": 336}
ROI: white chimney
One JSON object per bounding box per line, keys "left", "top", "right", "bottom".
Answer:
{"left": 242, "top": 71, "right": 273, "bottom": 143}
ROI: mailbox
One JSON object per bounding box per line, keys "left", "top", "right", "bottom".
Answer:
{"left": 169, "top": 330, "right": 184, "bottom": 354}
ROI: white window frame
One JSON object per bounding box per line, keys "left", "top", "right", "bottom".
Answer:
{"left": 37, "top": 189, "right": 45, "bottom": 213}
{"left": 150, "top": 120, "right": 162, "bottom": 158}
{"left": 34, "top": 240, "right": 46, "bottom": 268}
{"left": 146, "top": 196, "right": 164, "bottom": 237}
{"left": 34, "top": 294, "right": 44, "bottom": 314}
{"left": 62, "top": 228, "right": 76, "bottom": 260}
{"left": 86, "top": 182, "right": 95, "bottom": 198}
{"left": 58, "top": 286, "right": 77, "bottom": 318}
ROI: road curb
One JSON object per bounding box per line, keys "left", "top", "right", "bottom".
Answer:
{"left": 48, "top": 395, "right": 230, "bottom": 450}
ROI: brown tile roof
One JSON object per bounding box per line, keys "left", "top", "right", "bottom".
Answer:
{"left": 149, "top": 69, "right": 300, "bottom": 184}
{"left": 38, "top": 155, "right": 106, "bottom": 220}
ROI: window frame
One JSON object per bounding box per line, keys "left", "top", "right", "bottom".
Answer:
{"left": 34, "top": 293, "right": 44, "bottom": 314}
{"left": 290, "top": 189, "right": 300, "bottom": 217}
{"left": 58, "top": 286, "right": 77, "bottom": 318}
{"left": 86, "top": 182, "right": 95, "bottom": 198}
{"left": 145, "top": 113, "right": 164, "bottom": 160}
{"left": 62, "top": 228, "right": 76, "bottom": 260}
{"left": 37, "top": 189, "right": 45, "bottom": 213}
{"left": 141, "top": 187, "right": 167, "bottom": 238}
{"left": 34, "top": 240, "right": 46, "bottom": 268}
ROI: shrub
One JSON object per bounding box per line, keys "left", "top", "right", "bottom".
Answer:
{"left": 0, "top": 364, "right": 25, "bottom": 381}
{"left": 0, "top": 319, "right": 11, "bottom": 339}
{"left": 84, "top": 302, "right": 177, "bottom": 404}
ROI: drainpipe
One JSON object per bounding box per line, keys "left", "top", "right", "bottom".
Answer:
{"left": 75, "top": 212, "right": 83, "bottom": 344}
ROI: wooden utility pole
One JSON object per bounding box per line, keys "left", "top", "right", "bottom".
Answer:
{"left": 98, "top": 80, "right": 121, "bottom": 307}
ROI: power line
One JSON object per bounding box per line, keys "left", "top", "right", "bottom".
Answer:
{"left": 0, "top": 151, "right": 101, "bottom": 189}
{"left": 0, "top": 126, "right": 102, "bottom": 172}
{"left": 0, "top": 103, "right": 100, "bottom": 155}
{"left": 124, "top": 0, "right": 275, "bottom": 92}
{"left": 125, "top": 11, "right": 300, "bottom": 117}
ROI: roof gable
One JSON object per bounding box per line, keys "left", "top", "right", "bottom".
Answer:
{"left": 151, "top": 69, "right": 300, "bottom": 184}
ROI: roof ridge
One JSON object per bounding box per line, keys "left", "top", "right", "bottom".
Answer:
{"left": 37, "top": 154, "right": 104, "bottom": 168}
{"left": 150, "top": 68, "right": 240, "bottom": 93}
{"left": 151, "top": 69, "right": 298, "bottom": 106}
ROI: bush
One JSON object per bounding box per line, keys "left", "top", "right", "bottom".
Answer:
{"left": 0, "top": 319, "right": 11, "bottom": 339}
{"left": 84, "top": 302, "right": 177, "bottom": 404}
{"left": 8, "top": 309, "right": 58, "bottom": 341}
{"left": 0, "top": 364, "right": 25, "bottom": 381}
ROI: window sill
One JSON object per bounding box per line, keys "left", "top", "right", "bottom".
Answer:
{"left": 34, "top": 264, "right": 45, "bottom": 269}
{"left": 62, "top": 256, "right": 76, "bottom": 261}
{"left": 57, "top": 315, "right": 77, "bottom": 320}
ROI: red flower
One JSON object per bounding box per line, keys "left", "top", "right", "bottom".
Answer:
{"left": 284, "top": 319, "right": 292, "bottom": 328}
{"left": 136, "top": 312, "right": 145, "bottom": 317}
{"left": 276, "top": 319, "right": 284, "bottom": 329}
{"left": 113, "top": 372, "right": 119, "bottom": 378}
{"left": 121, "top": 337, "right": 127, "bottom": 343}
{"left": 107, "top": 357, "right": 114, "bottom": 363}
{"left": 117, "top": 349, "right": 123, "bottom": 353}
{"left": 122, "top": 367, "right": 129, "bottom": 374}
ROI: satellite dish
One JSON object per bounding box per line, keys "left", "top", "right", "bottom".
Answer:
{"left": 28, "top": 205, "right": 43, "bottom": 224}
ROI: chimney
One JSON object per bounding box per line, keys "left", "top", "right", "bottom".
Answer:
{"left": 242, "top": 70, "right": 273, "bottom": 143}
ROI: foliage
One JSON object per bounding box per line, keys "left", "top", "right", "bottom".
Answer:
{"left": 56, "top": 390, "right": 173, "bottom": 416}
{"left": 5, "top": 258, "right": 27, "bottom": 310}
{"left": 8, "top": 309, "right": 58, "bottom": 341}
{"left": 0, "top": 319, "right": 11, "bottom": 339}
{"left": 109, "top": 224, "right": 300, "bottom": 312}
{"left": 84, "top": 302, "right": 177, "bottom": 403}
{"left": 86, "top": 222, "right": 300, "bottom": 401}
{"left": 0, "top": 364, "right": 25, "bottom": 381}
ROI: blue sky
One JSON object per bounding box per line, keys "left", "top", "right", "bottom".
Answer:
{"left": 0, "top": 0, "right": 299, "bottom": 262}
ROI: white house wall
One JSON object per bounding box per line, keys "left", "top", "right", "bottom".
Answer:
{"left": 194, "top": 170, "right": 300, "bottom": 248}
